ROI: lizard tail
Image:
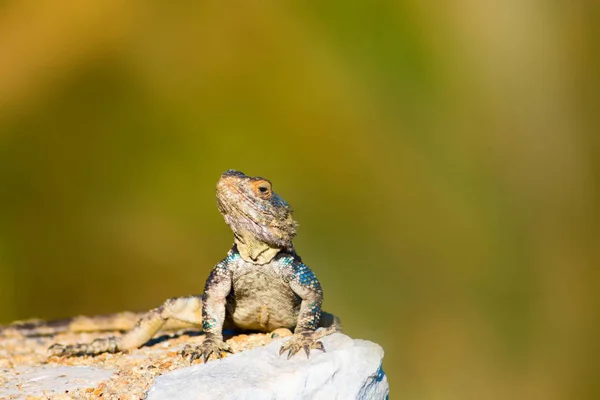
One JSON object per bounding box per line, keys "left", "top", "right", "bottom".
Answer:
{"left": 0, "top": 311, "right": 146, "bottom": 337}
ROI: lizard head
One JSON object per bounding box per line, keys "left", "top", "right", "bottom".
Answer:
{"left": 216, "top": 170, "right": 298, "bottom": 252}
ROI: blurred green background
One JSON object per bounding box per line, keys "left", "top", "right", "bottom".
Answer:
{"left": 0, "top": 1, "right": 598, "bottom": 398}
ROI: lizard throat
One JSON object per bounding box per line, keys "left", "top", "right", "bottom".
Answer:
{"left": 233, "top": 232, "right": 281, "bottom": 264}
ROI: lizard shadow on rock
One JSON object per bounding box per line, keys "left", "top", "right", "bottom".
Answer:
{"left": 141, "top": 329, "right": 241, "bottom": 348}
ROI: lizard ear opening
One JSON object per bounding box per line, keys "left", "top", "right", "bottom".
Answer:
{"left": 252, "top": 180, "right": 272, "bottom": 199}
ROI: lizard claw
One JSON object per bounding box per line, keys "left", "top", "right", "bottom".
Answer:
{"left": 279, "top": 331, "right": 326, "bottom": 360}
{"left": 181, "top": 336, "right": 232, "bottom": 364}
{"left": 314, "top": 341, "right": 326, "bottom": 353}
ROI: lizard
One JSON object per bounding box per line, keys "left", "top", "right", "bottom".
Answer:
{"left": 1, "top": 170, "right": 341, "bottom": 362}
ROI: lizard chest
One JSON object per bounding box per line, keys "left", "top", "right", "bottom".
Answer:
{"left": 226, "top": 267, "right": 300, "bottom": 331}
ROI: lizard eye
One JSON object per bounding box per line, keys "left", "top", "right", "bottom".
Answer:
{"left": 252, "top": 180, "right": 272, "bottom": 199}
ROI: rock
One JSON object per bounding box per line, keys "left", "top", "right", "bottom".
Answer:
{"left": 0, "top": 365, "right": 116, "bottom": 398}
{"left": 147, "top": 333, "right": 389, "bottom": 400}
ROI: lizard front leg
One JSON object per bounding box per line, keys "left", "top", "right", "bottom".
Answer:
{"left": 181, "top": 261, "right": 233, "bottom": 363}
{"left": 279, "top": 262, "right": 332, "bottom": 359}
{"left": 48, "top": 296, "right": 203, "bottom": 357}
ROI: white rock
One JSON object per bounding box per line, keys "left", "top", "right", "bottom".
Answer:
{"left": 0, "top": 365, "right": 116, "bottom": 397}
{"left": 147, "top": 333, "right": 389, "bottom": 400}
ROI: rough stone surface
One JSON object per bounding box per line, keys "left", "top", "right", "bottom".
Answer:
{"left": 0, "top": 365, "right": 116, "bottom": 398}
{"left": 0, "top": 329, "right": 387, "bottom": 399}
{"left": 0, "top": 328, "right": 282, "bottom": 399}
{"left": 147, "top": 333, "right": 389, "bottom": 400}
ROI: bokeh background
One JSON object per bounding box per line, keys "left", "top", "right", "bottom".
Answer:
{"left": 1, "top": 1, "right": 598, "bottom": 398}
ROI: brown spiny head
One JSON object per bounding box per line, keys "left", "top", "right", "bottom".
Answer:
{"left": 216, "top": 170, "right": 298, "bottom": 250}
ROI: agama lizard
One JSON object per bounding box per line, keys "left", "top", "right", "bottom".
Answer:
{"left": 1, "top": 170, "right": 341, "bottom": 362}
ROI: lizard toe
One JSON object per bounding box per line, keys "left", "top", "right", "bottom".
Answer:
{"left": 181, "top": 337, "right": 232, "bottom": 364}
{"left": 279, "top": 331, "right": 326, "bottom": 359}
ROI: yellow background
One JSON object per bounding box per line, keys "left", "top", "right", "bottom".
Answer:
{"left": 0, "top": 1, "right": 598, "bottom": 398}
